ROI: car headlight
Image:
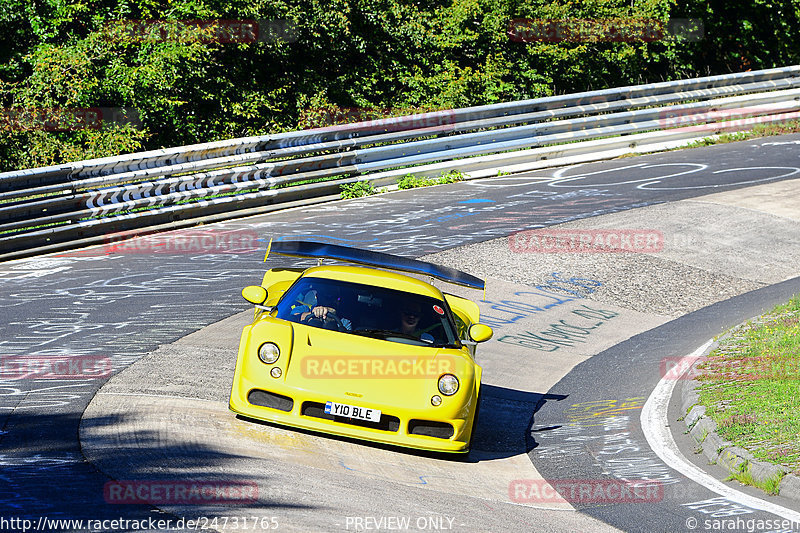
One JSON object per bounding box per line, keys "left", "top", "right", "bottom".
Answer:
{"left": 258, "top": 342, "right": 280, "bottom": 364}
{"left": 438, "top": 374, "right": 459, "bottom": 396}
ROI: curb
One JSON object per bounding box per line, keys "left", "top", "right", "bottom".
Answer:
{"left": 680, "top": 337, "right": 800, "bottom": 500}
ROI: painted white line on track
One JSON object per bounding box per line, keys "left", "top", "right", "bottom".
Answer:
{"left": 552, "top": 162, "right": 646, "bottom": 179}
{"left": 552, "top": 163, "right": 706, "bottom": 188}
{"left": 641, "top": 339, "right": 800, "bottom": 522}
{"left": 639, "top": 166, "right": 800, "bottom": 190}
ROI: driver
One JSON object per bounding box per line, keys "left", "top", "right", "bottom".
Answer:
{"left": 293, "top": 288, "right": 352, "bottom": 331}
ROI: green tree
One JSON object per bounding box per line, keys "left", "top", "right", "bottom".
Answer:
{"left": 1, "top": 0, "right": 798, "bottom": 171}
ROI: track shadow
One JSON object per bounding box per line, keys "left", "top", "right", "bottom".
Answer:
{"left": 470, "top": 386, "right": 568, "bottom": 462}
{"left": 524, "top": 392, "right": 571, "bottom": 454}
{"left": 0, "top": 411, "right": 314, "bottom": 527}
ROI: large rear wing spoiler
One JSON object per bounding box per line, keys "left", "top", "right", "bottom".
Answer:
{"left": 266, "top": 240, "right": 485, "bottom": 290}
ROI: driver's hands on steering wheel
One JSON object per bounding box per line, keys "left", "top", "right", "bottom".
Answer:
{"left": 311, "top": 306, "right": 334, "bottom": 319}
{"left": 299, "top": 306, "right": 334, "bottom": 321}
{"left": 301, "top": 306, "right": 352, "bottom": 331}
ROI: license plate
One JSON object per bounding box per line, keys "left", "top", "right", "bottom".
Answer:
{"left": 324, "top": 401, "right": 381, "bottom": 422}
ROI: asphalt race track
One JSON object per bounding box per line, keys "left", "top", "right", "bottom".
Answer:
{"left": 2, "top": 135, "right": 800, "bottom": 532}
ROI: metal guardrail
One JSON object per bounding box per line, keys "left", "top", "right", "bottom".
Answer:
{"left": 2, "top": 65, "right": 800, "bottom": 260}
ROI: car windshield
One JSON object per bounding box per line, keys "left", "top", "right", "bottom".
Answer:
{"left": 274, "top": 276, "right": 460, "bottom": 348}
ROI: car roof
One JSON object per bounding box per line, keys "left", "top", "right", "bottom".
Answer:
{"left": 300, "top": 265, "right": 445, "bottom": 300}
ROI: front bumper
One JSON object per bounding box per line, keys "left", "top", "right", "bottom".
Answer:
{"left": 229, "top": 374, "right": 477, "bottom": 453}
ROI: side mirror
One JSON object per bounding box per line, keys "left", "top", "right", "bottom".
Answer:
{"left": 468, "top": 323, "right": 493, "bottom": 343}
{"left": 242, "top": 285, "right": 268, "bottom": 305}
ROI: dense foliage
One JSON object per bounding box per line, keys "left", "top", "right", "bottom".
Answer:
{"left": 1, "top": 0, "right": 799, "bottom": 171}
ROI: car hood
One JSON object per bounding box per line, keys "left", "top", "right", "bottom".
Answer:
{"left": 282, "top": 323, "right": 474, "bottom": 400}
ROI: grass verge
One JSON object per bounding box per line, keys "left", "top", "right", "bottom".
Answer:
{"left": 724, "top": 460, "right": 786, "bottom": 495}
{"left": 396, "top": 169, "right": 465, "bottom": 189}
{"left": 696, "top": 294, "right": 800, "bottom": 476}
{"left": 683, "top": 119, "right": 800, "bottom": 148}
{"left": 339, "top": 170, "right": 465, "bottom": 199}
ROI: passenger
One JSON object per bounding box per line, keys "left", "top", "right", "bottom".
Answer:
{"left": 398, "top": 302, "right": 435, "bottom": 343}
{"left": 399, "top": 302, "right": 422, "bottom": 335}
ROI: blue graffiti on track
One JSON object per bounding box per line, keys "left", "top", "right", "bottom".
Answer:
{"left": 480, "top": 273, "right": 602, "bottom": 329}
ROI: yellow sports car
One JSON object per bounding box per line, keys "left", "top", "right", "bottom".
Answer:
{"left": 229, "top": 241, "right": 493, "bottom": 453}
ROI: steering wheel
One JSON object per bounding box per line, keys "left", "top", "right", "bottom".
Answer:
{"left": 302, "top": 308, "right": 345, "bottom": 331}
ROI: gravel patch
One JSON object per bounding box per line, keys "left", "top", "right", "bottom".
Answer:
{"left": 423, "top": 236, "right": 764, "bottom": 318}
{"left": 422, "top": 193, "right": 800, "bottom": 318}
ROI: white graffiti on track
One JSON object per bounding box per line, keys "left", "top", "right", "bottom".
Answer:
{"left": 0, "top": 383, "right": 95, "bottom": 410}
{"left": 551, "top": 163, "right": 707, "bottom": 188}
{"left": 639, "top": 166, "right": 800, "bottom": 191}
{"left": 0, "top": 454, "right": 81, "bottom": 467}
{"left": 5, "top": 266, "right": 254, "bottom": 308}
{"left": 1, "top": 308, "right": 131, "bottom": 352}
{"left": 681, "top": 496, "right": 755, "bottom": 518}
{"left": 0, "top": 261, "right": 254, "bottom": 415}
{"left": 533, "top": 398, "right": 680, "bottom": 486}
{"left": 247, "top": 190, "right": 641, "bottom": 256}
{"left": 208, "top": 190, "right": 664, "bottom": 259}
{"left": 93, "top": 269, "right": 249, "bottom": 293}
{"left": 468, "top": 161, "right": 800, "bottom": 194}
{"left": 762, "top": 140, "right": 800, "bottom": 146}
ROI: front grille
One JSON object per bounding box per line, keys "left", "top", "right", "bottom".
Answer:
{"left": 408, "top": 419, "right": 454, "bottom": 439}
{"left": 248, "top": 389, "right": 294, "bottom": 412}
{"left": 302, "top": 402, "right": 400, "bottom": 432}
